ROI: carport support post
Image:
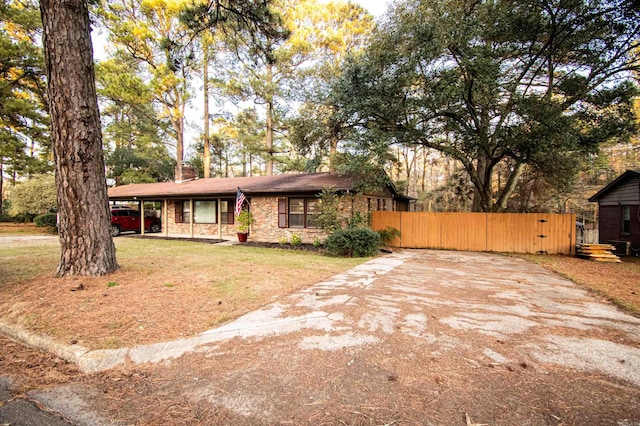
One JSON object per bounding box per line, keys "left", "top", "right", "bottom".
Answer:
{"left": 163, "top": 199, "right": 168, "bottom": 237}
{"left": 139, "top": 200, "right": 144, "bottom": 235}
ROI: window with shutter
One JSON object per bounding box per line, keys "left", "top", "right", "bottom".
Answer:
{"left": 306, "top": 199, "right": 319, "bottom": 228}
{"left": 289, "top": 198, "right": 304, "bottom": 228}
{"left": 220, "top": 199, "right": 235, "bottom": 224}
{"left": 182, "top": 201, "right": 191, "bottom": 223}
{"left": 175, "top": 201, "right": 183, "bottom": 223}
{"left": 278, "top": 197, "right": 287, "bottom": 228}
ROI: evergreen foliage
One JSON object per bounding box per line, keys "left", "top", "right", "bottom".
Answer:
{"left": 7, "top": 174, "right": 56, "bottom": 217}
{"left": 0, "top": 0, "right": 51, "bottom": 184}
{"left": 334, "top": 0, "right": 640, "bottom": 212}
{"left": 34, "top": 212, "right": 57, "bottom": 227}
{"left": 325, "top": 227, "right": 380, "bottom": 258}
{"left": 95, "top": 55, "right": 176, "bottom": 184}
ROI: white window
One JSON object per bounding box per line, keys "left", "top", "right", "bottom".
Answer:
{"left": 182, "top": 201, "right": 191, "bottom": 223}
{"left": 194, "top": 200, "right": 217, "bottom": 224}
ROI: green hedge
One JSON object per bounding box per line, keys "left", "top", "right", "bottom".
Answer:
{"left": 34, "top": 212, "right": 58, "bottom": 228}
{"left": 12, "top": 213, "right": 35, "bottom": 223}
{"left": 325, "top": 228, "right": 381, "bottom": 258}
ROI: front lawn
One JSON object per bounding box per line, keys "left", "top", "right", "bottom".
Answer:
{"left": 0, "top": 222, "right": 55, "bottom": 236}
{"left": 0, "top": 237, "right": 365, "bottom": 350}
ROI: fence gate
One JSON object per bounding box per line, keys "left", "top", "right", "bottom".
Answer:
{"left": 371, "top": 212, "right": 575, "bottom": 255}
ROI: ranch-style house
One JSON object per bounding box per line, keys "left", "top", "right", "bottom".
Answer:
{"left": 107, "top": 172, "right": 413, "bottom": 243}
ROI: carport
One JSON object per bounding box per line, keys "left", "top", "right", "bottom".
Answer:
{"left": 109, "top": 198, "right": 163, "bottom": 236}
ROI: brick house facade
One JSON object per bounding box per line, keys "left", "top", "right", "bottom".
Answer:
{"left": 108, "top": 173, "right": 412, "bottom": 244}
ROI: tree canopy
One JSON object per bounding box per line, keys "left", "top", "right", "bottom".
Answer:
{"left": 7, "top": 173, "right": 56, "bottom": 216}
{"left": 334, "top": 0, "right": 640, "bottom": 211}
{"left": 95, "top": 55, "right": 176, "bottom": 184}
{"left": 0, "top": 0, "right": 51, "bottom": 195}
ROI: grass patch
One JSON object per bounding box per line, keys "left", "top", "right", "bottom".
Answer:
{"left": 519, "top": 254, "right": 640, "bottom": 316}
{"left": 0, "top": 237, "right": 367, "bottom": 349}
{"left": 0, "top": 245, "right": 59, "bottom": 287}
{"left": 0, "top": 223, "right": 55, "bottom": 236}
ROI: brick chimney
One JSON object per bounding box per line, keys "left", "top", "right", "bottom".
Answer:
{"left": 175, "top": 163, "right": 197, "bottom": 182}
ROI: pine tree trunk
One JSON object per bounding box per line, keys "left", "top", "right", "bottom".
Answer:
{"left": 329, "top": 136, "right": 338, "bottom": 172}
{"left": 0, "top": 161, "right": 4, "bottom": 213}
{"left": 40, "top": 0, "right": 118, "bottom": 277}
{"left": 203, "top": 43, "right": 211, "bottom": 179}
{"left": 174, "top": 117, "right": 184, "bottom": 181}
{"left": 265, "top": 62, "right": 274, "bottom": 176}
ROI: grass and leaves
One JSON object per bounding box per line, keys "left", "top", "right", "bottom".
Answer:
{"left": 0, "top": 223, "right": 55, "bottom": 236}
{"left": 0, "top": 236, "right": 366, "bottom": 349}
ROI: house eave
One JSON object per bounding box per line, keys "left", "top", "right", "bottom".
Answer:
{"left": 588, "top": 169, "right": 640, "bottom": 203}
{"left": 108, "top": 172, "right": 412, "bottom": 201}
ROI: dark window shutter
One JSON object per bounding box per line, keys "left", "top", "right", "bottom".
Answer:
{"left": 175, "top": 201, "right": 183, "bottom": 223}
{"left": 278, "top": 197, "right": 287, "bottom": 228}
{"left": 228, "top": 206, "right": 234, "bottom": 225}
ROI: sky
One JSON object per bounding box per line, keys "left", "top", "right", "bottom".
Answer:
{"left": 344, "top": 0, "right": 391, "bottom": 17}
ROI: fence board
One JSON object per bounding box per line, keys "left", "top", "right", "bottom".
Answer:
{"left": 372, "top": 212, "right": 575, "bottom": 255}
{"left": 440, "top": 213, "right": 487, "bottom": 251}
{"left": 403, "top": 212, "right": 442, "bottom": 248}
{"left": 371, "top": 211, "right": 402, "bottom": 247}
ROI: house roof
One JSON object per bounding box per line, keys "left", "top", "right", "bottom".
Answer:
{"left": 108, "top": 172, "right": 413, "bottom": 201}
{"left": 588, "top": 169, "right": 640, "bottom": 202}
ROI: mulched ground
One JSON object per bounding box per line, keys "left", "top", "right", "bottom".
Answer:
{"left": 242, "top": 241, "right": 327, "bottom": 253}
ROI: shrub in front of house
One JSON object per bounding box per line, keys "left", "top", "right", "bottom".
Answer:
{"left": 34, "top": 212, "right": 58, "bottom": 228}
{"left": 290, "top": 233, "right": 302, "bottom": 246}
{"left": 12, "top": 213, "right": 36, "bottom": 223}
{"left": 378, "top": 226, "right": 401, "bottom": 247}
{"left": 325, "top": 228, "right": 381, "bottom": 258}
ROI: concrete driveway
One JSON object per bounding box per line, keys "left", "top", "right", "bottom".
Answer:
{"left": 16, "top": 250, "right": 640, "bottom": 424}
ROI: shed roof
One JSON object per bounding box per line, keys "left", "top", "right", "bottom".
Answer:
{"left": 108, "top": 172, "right": 412, "bottom": 201}
{"left": 588, "top": 169, "right": 640, "bottom": 202}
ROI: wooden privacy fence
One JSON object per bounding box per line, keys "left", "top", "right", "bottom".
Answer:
{"left": 371, "top": 211, "right": 576, "bottom": 255}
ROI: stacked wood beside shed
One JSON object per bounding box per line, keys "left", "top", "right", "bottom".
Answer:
{"left": 576, "top": 244, "right": 621, "bottom": 262}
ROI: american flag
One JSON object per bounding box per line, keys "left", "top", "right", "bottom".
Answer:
{"left": 235, "top": 187, "right": 246, "bottom": 217}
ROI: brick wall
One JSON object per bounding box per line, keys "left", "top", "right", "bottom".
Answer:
{"left": 249, "top": 194, "right": 393, "bottom": 244}
{"left": 162, "top": 194, "right": 395, "bottom": 243}
{"left": 165, "top": 201, "right": 236, "bottom": 239}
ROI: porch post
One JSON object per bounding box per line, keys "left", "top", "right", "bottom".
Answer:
{"left": 217, "top": 197, "right": 222, "bottom": 240}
